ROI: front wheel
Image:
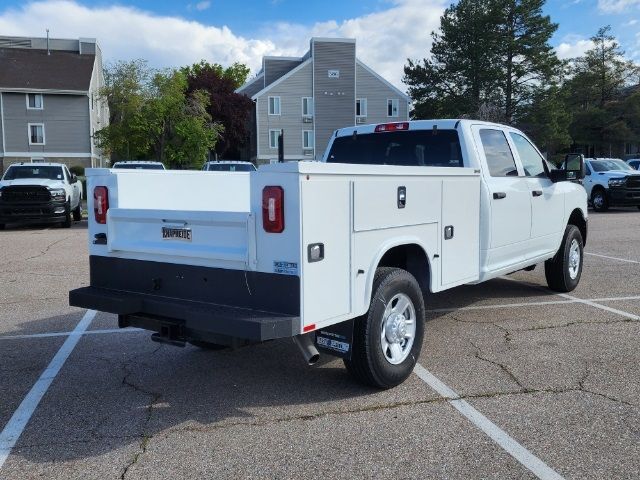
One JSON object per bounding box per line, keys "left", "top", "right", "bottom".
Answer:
{"left": 344, "top": 267, "right": 425, "bottom": 389}
{"left": 72, "top": 202, "right": 82, "bottom": 221}
{"left": 591, "top": 189, "right": 609, "bottom": 212}
{"left": 545, "top": 225, "right": 583, "bottom": 292}
{"left": 61, "top": 202, "right": 72, "bottom": 228}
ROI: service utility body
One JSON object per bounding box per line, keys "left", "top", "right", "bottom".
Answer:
{"left": 70, "top": 120, "right": 588, "bottom": 389}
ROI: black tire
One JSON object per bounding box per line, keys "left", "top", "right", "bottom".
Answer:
{"left": 545, "top": 225, "right": 583, "bottom": 292}
{"left": 0, "top": 224, "right": 5, "bottom": 231}
{"left": 344, "top": 267, "right": 425, "bottom": 389}
{"left": 591, "top": 188, "right": 609, "bottom": 212}
{"left": 637, "top": 206, "right": 640, "bottom": 211}
{"left": 72, "top": 202, "right": 82, "bottom": 221}
{"left": 61, "top": 202, "right": 72, "bottom": 228}
{"left": 188, "top": 340, "right": 228, "bottom": 351}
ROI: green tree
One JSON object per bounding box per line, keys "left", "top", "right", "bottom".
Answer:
{"left": 519, "top": 85, "right": 572, "bottom": 157}
{"left": 96, "top": 61, "right": 223, "bottom": 168}
{"left": 182, "top": 60, "right": 250, "bottom": 90}
{"left": 494, "top": 0, "right": 560, "bottom": 123}
{"left": 183, "top": 60, "right": 254, "bottom": 158}
{"left": 404, "top": 0, "right": 560, "bottom": 124}
{"left": 404, "top": 0, "right": 500, "bottom": 119}
{"left": 96, "top": 59, "right": 153, "bottom": 160}
{"left": 564, "top": 26, "right": 640, "bottom": 155}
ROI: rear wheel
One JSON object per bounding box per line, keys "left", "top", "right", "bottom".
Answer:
{"left": 591, "top": 188, "right": 608, "bottom": 212}
{"left": 545, "top": 225, "right": 583, "bottom": 292}
{"left": 344, "top": 267, "right": 425, "bottom": 389}
{"left": 72, "top": 202, "right": 82, "bottom": 221}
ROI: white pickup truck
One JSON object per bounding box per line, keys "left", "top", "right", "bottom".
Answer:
{"left": 0, "top": 162, "right": 83, "bottom": 229}
{"left": 70, "top": 120, "right": 587, "bottom": 388}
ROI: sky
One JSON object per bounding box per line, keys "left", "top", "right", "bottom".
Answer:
{"left": 0, "top": 0, "right": 638, "bottom": 91}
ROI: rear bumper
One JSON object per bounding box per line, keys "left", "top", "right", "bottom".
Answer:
{"left": 0, "top": 200, "right": 67, "bottom": 224}
{"left": 69, "top": 286, "right": 298, "bottom": 341}
{"left": 69, "top": 256, "right": 301, "bottom": 342}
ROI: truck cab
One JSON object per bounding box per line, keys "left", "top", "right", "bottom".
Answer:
{"left": 70, "top": 120, "right": 587, "bottom": 389}
{"left": 324, "top": 120, "right": 587, "bottom": 281}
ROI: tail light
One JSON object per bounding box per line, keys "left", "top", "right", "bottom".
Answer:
{"left": 262, "top": 186, "right": 284, "bottom": 233}
{"left": 375, "top": 122, "right": 409, "bottom": 133}
{"left": 94, "top": 186, "right": 109, "bottom": 224}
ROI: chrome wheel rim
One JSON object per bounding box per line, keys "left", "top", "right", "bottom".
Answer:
{"left": 380, "top": 293, "right": 416, "bottom": 365}
{"left": 593, "top": 193, "right": 604, "bottom": 209}
{"left": 568, "top": 239, "right": 580, "bottom": 280}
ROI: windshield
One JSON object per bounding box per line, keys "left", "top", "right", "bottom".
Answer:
{"left": 590, "top": 160, "right": 630, "bottom": 172}
{"left": 205, "top": 163, "right": 255, "bottom": 171}
{"left": 2, "top": 165, "right": 64, "bottom": 181}
{"left": 326, "top": 130, "right": 463, "bottom": 167}
{"left": 612, "top": 160, "right": 634, "bottom": 171}
{"left": 113, "top": 163, "right": 164, "bottom": 170}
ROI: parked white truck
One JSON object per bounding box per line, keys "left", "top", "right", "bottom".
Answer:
{"left": 0, "top": 162, "right": 83, "bottom": 229}
{"left": 70, "top": 120, "right": 587, "bottom": 388}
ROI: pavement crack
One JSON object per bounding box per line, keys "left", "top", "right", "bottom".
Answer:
{"left": 119, "top": 345, "right": 163, "bottom": 479}
{"left": 469, "top": 340, "right": 529, "bottom": 393}
{"left": 23, "top": 236, "right": 73, "bottom": 262}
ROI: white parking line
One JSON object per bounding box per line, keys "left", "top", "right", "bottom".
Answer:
{"left": 0, "top": 328, "right": 143, "bottom": 340}
{"left": 585, "top": 252, "right": 639, "bottom": 264}
{"left": 414, "top": 364, "right": 564, "bottom": 480}
{"left": 556, "top": 293, "right": 640, "bottom": 321}
{"left": 426, "top": 294, "right": 640, "bottom": 314}
{"left": 0, "top": 310, "right": 96, "bottom": 471}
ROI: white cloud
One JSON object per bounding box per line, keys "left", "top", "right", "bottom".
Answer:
{"left": 195, "top": 1, "right": 211, "bottom": 11}
{"left": 555, "top": 36, "right": 594, "bottom": 59}
{"left": 597, "top": 0, "right": 640, "bottom": 13}
{"left": 0, "top": 0, "right": 446, "bottom": 90}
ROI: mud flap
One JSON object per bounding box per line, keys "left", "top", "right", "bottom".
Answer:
{"left": 315, "top": 319, "right": 354, "bottom": 360}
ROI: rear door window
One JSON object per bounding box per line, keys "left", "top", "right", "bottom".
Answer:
{"left": 479, "top": 129, "right": 519, "bottom": 177}
{"left": 326, "top": 129, "right": 463, "bottom": 167}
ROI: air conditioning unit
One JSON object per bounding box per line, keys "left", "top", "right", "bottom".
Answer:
{"left": 303, "top": 149, "right": 314, "bottom": 156}
{"left": 356, "top": 117, "right": 367, "bottom": 124}
{"left": 302, "top": 116, "right": 313, "bottom": 123}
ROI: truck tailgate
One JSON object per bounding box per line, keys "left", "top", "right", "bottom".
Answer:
{"left": 107, "top": 208, "right": 255, "bottom": 266}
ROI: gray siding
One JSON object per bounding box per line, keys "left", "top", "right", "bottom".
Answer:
{"left": 356, "top": 62, "right": 409, "bottom": 123}
{"left": 256, "top": 61, "right": 313, "bottom": 160}
{"left": 2, "top": 92, "right": 90, "bottom": 154}
{"left": 238, "top": 75, "right": 264, "bottom": 98}
{"left": 264, "top": 59, "right": 302, "bottom": 87}
{"left": 313, "top": 40, "right": 356, "bottom": 159}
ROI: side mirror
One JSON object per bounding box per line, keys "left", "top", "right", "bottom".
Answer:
{"left": 71, "top": 174, "right": 78, "bottom": 184}
{"left": 564, "top": 153, "right": 585, "bottom": 181}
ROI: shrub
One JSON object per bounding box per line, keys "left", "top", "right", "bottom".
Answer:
{"left": 69, "top": 165, "right": 85, "bottom": 177}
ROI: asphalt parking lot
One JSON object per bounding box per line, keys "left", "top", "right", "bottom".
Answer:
{"left": 0, "top": 211, "right": 639, "bottom": 479}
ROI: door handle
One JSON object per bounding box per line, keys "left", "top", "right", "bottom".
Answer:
{"left": 493, "top": 192, "right": 506, "bottom": 200}
{"left": 397, "top": 186, "right": 406, "bottom": 209}
{"left": 532, "top": 190, "right": 543, "bottom": 197}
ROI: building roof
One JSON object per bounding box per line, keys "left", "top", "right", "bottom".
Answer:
{"left": 0, "top": 47, "right": 95, "bottom": 92}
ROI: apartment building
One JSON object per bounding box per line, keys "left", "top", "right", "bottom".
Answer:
{"left": 0, "top": 35, "right": 108, "bottom": 173}
{"left": 236, "top": 38, "right": 410, "bottom": 162}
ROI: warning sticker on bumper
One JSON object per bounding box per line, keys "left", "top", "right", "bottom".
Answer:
{"left": 274, "top": 261, "right": 298, "bottom": 275}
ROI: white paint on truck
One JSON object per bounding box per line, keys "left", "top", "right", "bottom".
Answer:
{"left": 71, "top": 119, "right": 588, "bottom": 389}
